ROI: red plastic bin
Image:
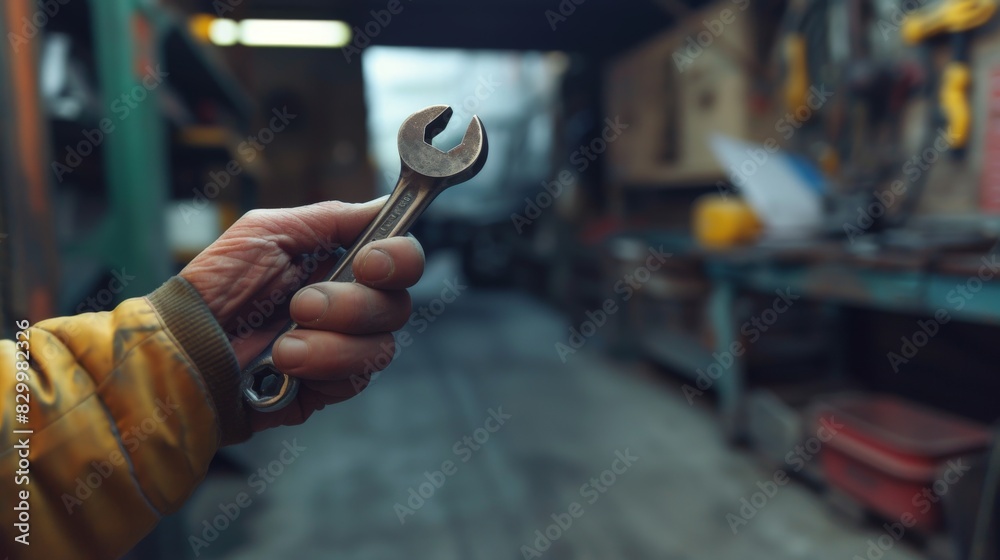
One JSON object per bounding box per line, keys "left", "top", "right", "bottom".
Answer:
{"left": 812, "top": 393, "right": 992, "bottom": 532}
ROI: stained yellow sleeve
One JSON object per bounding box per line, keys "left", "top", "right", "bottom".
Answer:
{"left": 0, "top": 277, "right": 249, "bottom": 560}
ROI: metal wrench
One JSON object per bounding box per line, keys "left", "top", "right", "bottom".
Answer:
{"left": 241, "top": 105, "right": 489, "bottom": 412}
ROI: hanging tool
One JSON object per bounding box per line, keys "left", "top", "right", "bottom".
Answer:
{"left": 241, "top": 105, "right": 489, "bottom": 412}
{"left": 784, "top": 32, "right": 810, "bottom": 112}
{"left": 901, "top": 0, "right": 996, "bottom": 44}
{"left": 901, "top": 0, "right": 998, "bottom": 150}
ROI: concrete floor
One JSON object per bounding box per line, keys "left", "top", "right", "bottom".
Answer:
{"left": 170, "top": 260, "right": 924, "bottom": 560}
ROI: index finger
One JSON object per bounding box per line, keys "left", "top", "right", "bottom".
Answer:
{"left": 261, "top": 196, "right": 389, "bottom": 255}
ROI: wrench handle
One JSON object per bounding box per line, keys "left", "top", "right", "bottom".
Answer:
{"left": 323, "top": 170, "right": 435, "bottom": 284}
{"left": 241, "top": 171, "right": 437, "bottom": 412}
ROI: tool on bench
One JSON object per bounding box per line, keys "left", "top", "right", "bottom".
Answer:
{"left": 240, "top": 105, "right": 489, "bottom": 412}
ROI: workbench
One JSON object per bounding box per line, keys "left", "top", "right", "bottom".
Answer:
{"left": 619, "top": 233, "right": 1000, "bottom": 438}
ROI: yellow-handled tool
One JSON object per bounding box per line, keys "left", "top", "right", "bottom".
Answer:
{"left": 901, "top": 0, "right": 997, "bottom": 44}
{"left": 940, "top": 61, "right": 971, "bottom": 147}
{"left": 784, "top": 33, "right": 809, "bottom": 112}
{"left": 902, "top": 0, "right": 997, "bottom": 150}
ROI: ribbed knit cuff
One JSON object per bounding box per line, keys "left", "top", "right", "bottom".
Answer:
{"left": 147, "top": 276, "right": 252, "bottom": 446}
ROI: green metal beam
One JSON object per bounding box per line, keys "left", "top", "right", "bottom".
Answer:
{"left": 89, "top": 0, "right": 169, "bottom": 297}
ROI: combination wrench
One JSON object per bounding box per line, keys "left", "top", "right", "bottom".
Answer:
{"left": 241, "top": 105, "right": 489, "bottom": 412}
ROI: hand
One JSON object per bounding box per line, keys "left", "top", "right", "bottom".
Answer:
{"left": 180, "top": 198, "right": 425, "bottom": 432}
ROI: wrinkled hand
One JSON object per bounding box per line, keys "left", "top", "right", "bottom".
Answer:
{"left": 180, "top": 198, "right": 424, "bottom": 432}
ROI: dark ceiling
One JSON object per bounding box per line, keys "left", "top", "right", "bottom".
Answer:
{"left": 196, "top": 0, "right": 706, "bottom": 56}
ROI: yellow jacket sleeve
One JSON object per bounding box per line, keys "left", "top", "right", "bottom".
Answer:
{"left": 0, "top": 277, "right": 252, "bottom": 560}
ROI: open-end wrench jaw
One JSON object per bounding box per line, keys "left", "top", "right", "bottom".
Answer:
{"left": 398, "top": 105, "right": 489, "bottom": 184}
{"left": 450, "top": 115, "right": 489, "bottom": 180}
{"left": 422, "top": 105, "right": 453, "bottom": 144}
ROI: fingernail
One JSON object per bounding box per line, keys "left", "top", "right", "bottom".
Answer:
{"left": 276, "top": 336, "right": 308, "bottom": 369}
{"left": 361, "top": 249, "right": 394, "bottom": 281}
{"left": 294, "top": 287, "right": 328, "bottom": 323}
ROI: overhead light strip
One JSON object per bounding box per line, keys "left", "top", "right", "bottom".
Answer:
{"left": 206, "top": 18, "right": 352, "bottom": 48}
